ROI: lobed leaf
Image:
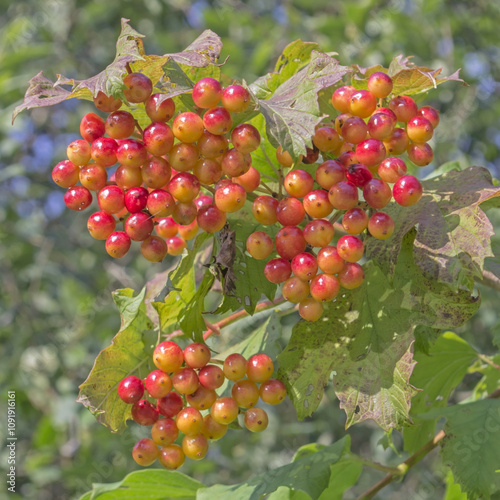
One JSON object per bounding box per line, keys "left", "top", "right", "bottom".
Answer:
{"left": 403, "top": 332, "right": 478, "bottom": 453}
{"left": 365, "top": 166, "right": 500, "bottom": 290}
{"left": 79, "top": 469, "right": 204, "bottom": 500}
{"left": 258, "top": 51, "right": 349, "bottom": 160}
{"left": 76, "top": 288, "right": 153, "bottom": 433}
{"left": 418, "top": 399, "right": 500, "bottom": 499}
{"left": 196, "top": 437, "right": 351, "bottom": 500}
{"left": 352, "top": 54, "right": 464, "bottom": 96}
{"left": 278, "top": 232, "right": 480, "bottom": 430}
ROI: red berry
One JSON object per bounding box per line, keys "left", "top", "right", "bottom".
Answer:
{"left": 197, "top": 204, "right": 227, "bottom": 233}
{"left": 388, "top": 95, "right": 418, "bottom": 123}
{"left": 368, "top": 212, "right": 395, "bottom": 239}
{"left": 392, "top": 175, "right": 423, "bottom": 206}
{"left": 153, "top": 341, "right": 184, "bottom": 373}
{"left": 157, "top": 392, "right": 184, "bottom": 418}
{"left": 337, "top": 235, "right": 364, "bottom": 263}
{"left": 132, "top": 438, "right": 158, "bottom": 466}
{"left": 275, "top": 226, "right": 306, "bottom": 260}
{"left": 87, "top": 211, "right": 116, "bottom": 240}
{"left": 145, "top": 370, "right": 172, "bottom": 399}
{"left": 123, "top": 73, "right": 153, "bottom": 103}
{"left": 291, "top": 252, "right": 318, "bottom": 281}
{"left": 317, "top": 246, "right": 345, "bottom": 275}
{"left": 264, "top": 258, "right": 292, "bottom": 284}
{"left": 221, "top": 84, "right": 250, "bottom": 112}
{"left": 247, "top": 354, "right": 274, "bottom": 383}
{"left": 105, "top": 231, "right": 131, "bottom": 258}
{"left": 338, "top": 262, "right": 365, "bottom": 289}
{"left": 198, "top": 364, "right": 225, "bottom": 390}
{"left": 303, "top": 219, "right": 335, "bottom": 247}
{"left": 64, "top": 186, "right": 92, "bottom": 211}
{"left": 183, "top": 343, "right": 211, "bottom": 369}
{"left": 145, "top": 93, "right": 175, "bottom": 122}
{"left": 310, "top": 273, "right": 340, "bottom": 302}
{"left": 131, "top": 399, "right": 159, "bottom": 426}
{"left": 118, "top": 375, "right": 144, "bottom": 404}
{"left": 223, "top": 354, "right": 247, "bottom": 381}
{"left": 276, "top": 197, "right": 305, "bottom": 226}
{"left": 192, "top": 77, "right": 222, "bottom": 109}
{"left": 367, "top": 72, "right": 393, "bottom": 98}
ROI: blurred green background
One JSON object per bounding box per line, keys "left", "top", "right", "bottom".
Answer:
{"left": 1, "top": 1, "right": 499, "bottom": 499}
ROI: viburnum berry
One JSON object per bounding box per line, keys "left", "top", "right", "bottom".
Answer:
{"left": 172, "top": 201, "right": 198, "bottom": 226}
{"left": 122, "top": 73, "right": 153, "bottom": 103}
{"left": 298, "top": 297, "right": 323, "bottom": 321}
{"left": 378, "top": 157, "right": 407, "bottom": 183}
{"left": 342, "top": 208, "right": 369, "bottom": 235}
{"left": 145, "top": 370, "right": 172, "bottom": 399}
{"left": 259, "top": 379, "right": 287, "bottom": 405}
{"left": 176, "top": 407, "right": 204, "bottom": 435}
{"left": 157, "top": 392, "right": 184, "bottom": 418}
{"left": 246, "top": 231, "right": 274, "bottom": 260}
{"left": 247, "top": 354, "right": 273, "bottom": 383}
{"left": 87, "top": 211, "right": 116, "bottom": 240}
{"left": 124, "top": 187, "right": 149, "bottom": 213}
{"left": 197, "top": 204, "right": 227, "bottom": 233}
{"left": 186, "top": 385, "right": 217, "bottom": 410}
{"left": 233, "top": 166, "right": 261, "bottom": 193}
{"left": 183, "top": 343, "right": 211, "bottom": 369}
{"left": 125, "top": 212, "right": 154, "bottom": 241}
{"left": 93, "top": 91, "right": 122, "bottom": 113}
{"left": 132, "top": 438, "right": 158, "bottom": 466}
{"left": 115, "top": 165, "right": 143, "bottom": 190}
{"left": 252, "top": 195, "right": 279, "bottom": 225}
{"left": 407, "top": 142, "right": 433, "bottom": 166}
{"left": 338, "top": 262, "right": 365, "bottom": 289}
{"left": 202, "top": 414, "right": 228, "bottom": 441}
{"left": 198, "top": 364, "right": 225, "bottom": 390}
{"left": 367, "top": 72, "right": 393, "bottom": 98}
{"left": 131, "top": 399, "right": 159, "bottom": 426}
{"left": 303, "top": 189, "right": 334, "bottom": 218}
{"left": 169, "top": 143, "right": 199, "bottom": 172}
{"left": 182, "top": 434, "right": 209, "bottom": 460}
{"left": 312, "top": 126, "right": 342, "bottom": 153}
{"left": 276, "top": 197, "right": 305, "bottom": 226}
{"left": 105, "top": 110, "right": 135, "bottom": 139}
{"left": 328, "top": 181, "right": 359, "bottom": 210}
{"left": 192, "top": 77, "right": 222, "bottom": 109}
{"left": 282, "top": 276, "right": 310, "bottom": 303}
{"left": 418, "top": 105, "right": 440, "bottom": 128}
{"left": 223, "top": 354, "right": 247, "bottom": 381}
{"left": 198, "top": 131, "right": 228, "bottom": 159}
{"left": 141, "top": 236, "right": 168, "bottom": 262}
{"left": 145, "top": 93, "right": 175, "bottom": 122}
{"left": 153, "top": 341, "right": 184, "bottom": 373}
{"left": 316, "top": 160, "right": 346, "bottom": 190}
{"left": 220, "top": 148, "right": 251, "bottom": 177}
{"left": 244, "top": 407, "right": 269, "bottom": 432}
{"left": 172, "top": 112, "right": 204, "bottom": 143}
{"left": 231, "top": 124, "right": 261, "bottom": 154}
{"left": 388, "top": 95, "right": 418, "bottom": 122}
{"left": 291, "top": 252, "right": 318, "bottom": 281}
{"left": 67, "top": 139, "right": 91, "bottom": 166}
{"left": 143, "top": 122, "right": 175, "bottom": 156}
{"left": 80, "top": 112, "right": 105, "bottom": 143}
{"left": 337, "top": 235, "right": 364, "bottom": 263}
{"left": 158, "top": 444, "right": 185, "bottom": 470}
{"left": 52, "top": 160, "right": 80, "bottom": 188}
{"left": 383, "top": 128, "right": 409, "bottom": 156}
{"left": 151, "top": 418, "right": 178, "bottom": 446}
{"left": 350, "top": 90, "right": 377, "bottom": 118}
{"left": 310, "top": 273, "right": 340, "bottom": 302}
{"left": 221, "top": 84, "right": 250, "bottom": 112}
{"left": 210, "top": 397, "right": 239, "bottom": 425}
{"left": 105, "top": 231, "right": 131, "bottom": 258}
{"left": 231, "top": 380, "right": 260, "bottom": 408}
{"left": 363, "top": 178, "right": 392, "bottom": 209}
{"left": 275, "top": 226, "right": 306, "bottom": 261}
{"left": 317, "top": 246, "right": 345, "bottom": 275}
{"left": 392, "top": 175, "right": 423, "bottom": 206}
{"left": 303, "top": 219, "right": 335, "bottom": 247}
{"left": 214, "top": 183, "right": 247, "bottom": 213}
{"left": 284, "top": 169, "right": 314, "bottom": 198}
{"left": 368, "top": 212, "right": 395, "bottom": 239}
{"left": 118, "top": 375, "right": 144, "bottom": 404}
{"left": 64, "top": 186, "right": 92, "bottom": 211}
{"left": 331, "top": 85, "right": 356, "bottom": 113}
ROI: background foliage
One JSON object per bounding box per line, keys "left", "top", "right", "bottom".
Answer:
{"left": 1, "top": 1, "right": 500, "bottom": 499}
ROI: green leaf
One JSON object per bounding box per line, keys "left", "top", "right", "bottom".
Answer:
{"left": 366, "top": 166, "right": 500, "bottom": 290}
{"left": 77, "top": 289, "right": 153, "bottom": 433}
{"left": 418, "top": 399, "right": 500, "bottom": 499}
{"left": 265, "top": 487, "right": 312, "bottom": 500}
{"left": 12, "top": 18, "right": 145, "bottom": 121}
{"left": 250, "top": 40, "right": 321, "bottom": 98}
{"left": 196, "top": 437, "right": 351, "bottom": 500}
{"left": 317, "top": 459, "right": 363, "bottom": 500}
{"left": 79, "top": 469, "right": 204, "bottom": 499}
{"left": 113, "top": 287, "right": 147, "bottom": 332}
{"left": 443, "top": 471, "right": 468, "bottom": 500}
{"left": 278, "top": 231, "right": 480, "bottom": 430}
{"left": 217, "top": 248, "right": 278, "bottom": 315}
{"left": 388, "top": 55, "right": 465, "bottom": 96}
{"left": 403, "top": 332, "right": 478, "bottom": 453}
{"left": 351, "top": 56, "right": 464, "bottom": 96}
{"left": 248, "top": 113, "right": 281, "bottom": 180}
{"left": 178, "top": 269, "right": 215, "bottom": 341}
{"left": 258, "top": 51, "right": 349, "bottom": 159}
{"left": 154, "top": 233, "right": 212, "bottom": 335}
{"left": 215, "top": 312, "right": 283, "bottom": 362}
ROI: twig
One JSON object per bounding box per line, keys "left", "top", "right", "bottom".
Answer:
{"left": 355, "top": 388, "right": 500, "bottom": 500}
{"left": 166, "top": 297, "right": 289, "bottom": 341}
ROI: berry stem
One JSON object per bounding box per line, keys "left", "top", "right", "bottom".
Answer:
{"left": 256, "top": 181, "right": 276, "bottom": 196}
{"left": 355, "top": 388, "right": 500, "bottom": 500}
{"left": 134, "top": 119, "right": 144, "bottom": 135}
{"left": 201, "top": 183, "right": 216, "bottom": 195}
{"left": 329, "top": 209, "right": 343, "bottom": 224}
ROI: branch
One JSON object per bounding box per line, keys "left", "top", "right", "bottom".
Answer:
{"left": 355, "top": 388, "right": 500, "bottom": 500}
{"left": 166, "top": 296, "right": 289, "bottom": 341}
{"left": 475, "top": 269, "right": 500, "bottom": 292}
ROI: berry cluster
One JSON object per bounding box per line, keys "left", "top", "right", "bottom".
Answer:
{"left": 52, "top": 72, "right": 261, "bottom": 261}
{"left": 50, "top": 69, "right": 438, "bottom": 321}
{"left": 245, "top": 72, "right": 438, "bottom": 321}
{"left": 118, "top": 341, "right": 286, "bottom": 469}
